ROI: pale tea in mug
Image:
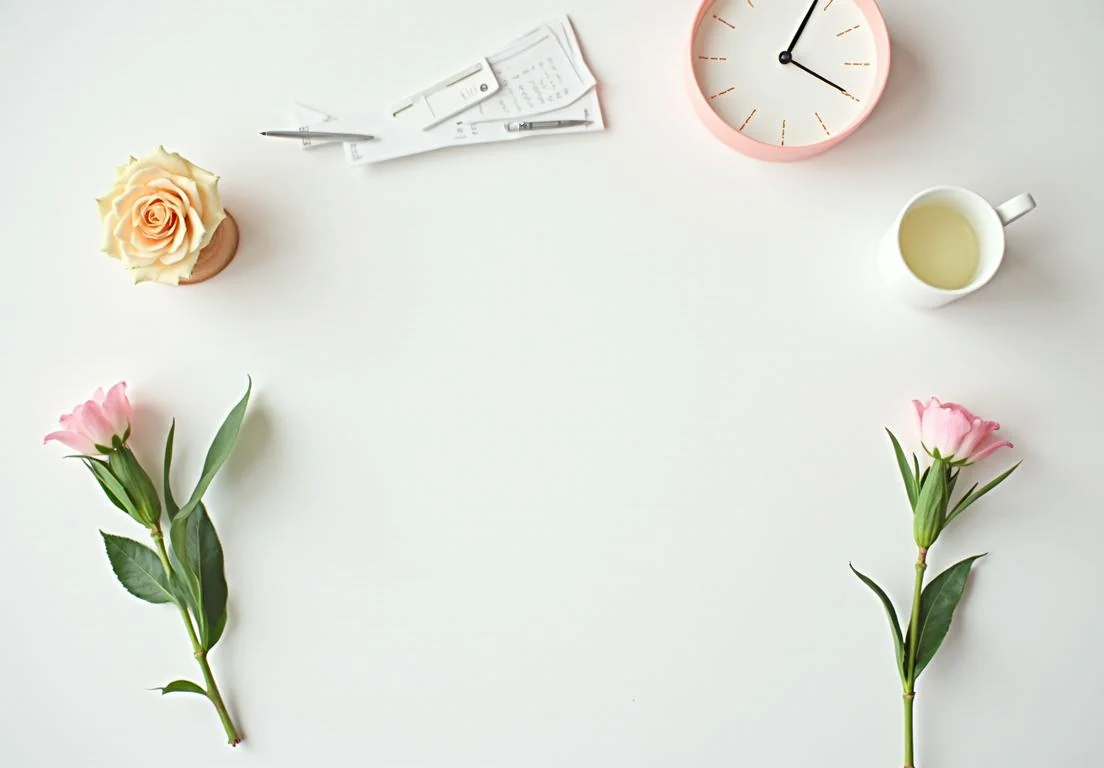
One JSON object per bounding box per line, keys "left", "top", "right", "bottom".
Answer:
{"left": 899, "top": 205, "right": 980, "bottom": 290}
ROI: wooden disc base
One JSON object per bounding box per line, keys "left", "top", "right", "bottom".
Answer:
{"left": 180, "top": 210, "right": 239, "bottom": 285}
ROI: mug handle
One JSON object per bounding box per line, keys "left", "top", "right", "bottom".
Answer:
{"left": 995, "top": 193, "right": 1036, "bottom": 226}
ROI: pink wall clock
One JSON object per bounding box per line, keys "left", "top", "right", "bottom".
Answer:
{"left": 688, "top": 0, "right": 891, "bottom": 161}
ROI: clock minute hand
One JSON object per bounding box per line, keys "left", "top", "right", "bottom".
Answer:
{"left": 789, "top": 58, "right": 847, "bottom": 93}
{"left": 785, "top": 0, "right": 821, "bottom": 54}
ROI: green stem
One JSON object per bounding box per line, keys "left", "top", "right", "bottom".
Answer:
{"left": 150, "top": 527, "right": 242, "bottom": 746}
{"left": 903, "top": 691, "right": 914, "bottom": 768}
{"left": 903, "top": 548, "right": 928, "bottom": 768}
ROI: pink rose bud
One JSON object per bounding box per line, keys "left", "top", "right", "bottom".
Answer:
{"left": 44, "top": 382, "right": 132, "bottom": 455}
{"left": 912, "top": 398, "right": 1013, "bottom": 465}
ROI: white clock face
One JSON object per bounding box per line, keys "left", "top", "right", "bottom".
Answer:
{"left": 693, "top": 0, "right": 880, "bottom": 148}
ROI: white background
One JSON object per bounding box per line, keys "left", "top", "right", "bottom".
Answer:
{"left": 1, "top": 1, "right": 1101, "bottom": 765}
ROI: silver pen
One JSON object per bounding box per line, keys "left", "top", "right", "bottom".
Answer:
{"left": 260, "top": 130, "right": 375, "bottom": 141}
{"left": 505, "top": 119, "right": 592, "bottom": 132}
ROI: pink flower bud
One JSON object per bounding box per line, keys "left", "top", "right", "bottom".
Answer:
{"left": 912, "top": 397, "right": 1012, "bottom": 465}
{"left": 44, "top": 382, "right": 132, "bottom": 455}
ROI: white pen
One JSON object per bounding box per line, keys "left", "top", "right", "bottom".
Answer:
{"left": 505, "top": 119, "right": 592, "bottom": 132}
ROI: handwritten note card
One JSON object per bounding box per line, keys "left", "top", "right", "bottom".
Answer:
{"left": 292, "top": 15, "right": 603, "bottom": 166}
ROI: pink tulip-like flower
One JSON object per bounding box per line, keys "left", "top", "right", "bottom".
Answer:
{"left": 913, "top": 397, "right": 1013, "bottom": 464}
{"left": 44, "top": 382, "right": 132, "bottom": 455}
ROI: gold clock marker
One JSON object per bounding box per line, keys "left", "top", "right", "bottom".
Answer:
{"left": 823, "top": 0, "right": 835, "bottom": 9}
{"left": 844, "top": 61, "right": 871, "bottom": 67}
{"left": 815, "top": 112, "right": 830, "bottom": 136}
{"left": 698, "top": 56, "right": 728, "bottom": 61}
{"left": 712, "top": 14, "right": 735, "bottom": 29}
{"left": 710, "top": 87, "right": 735, "bottom": 100}
{"left": 780, "top": 119, "right": 787, "bottom": 146}
{"left": 842, "top": 91, "right": 860, "bottom": 102}
{"left": 837, "top": 24, "right": 861, "bottom": 37}
{"left": 738, "top": 108, "right": 757, "bottom": 132}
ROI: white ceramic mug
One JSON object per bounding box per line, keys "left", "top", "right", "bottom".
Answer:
{"left": 878, "top": 186, "right": 1036, "bottom": 308}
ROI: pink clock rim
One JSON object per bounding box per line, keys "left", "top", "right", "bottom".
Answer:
{"left": 686, "top": 0, "right": 892, "bottom": 161}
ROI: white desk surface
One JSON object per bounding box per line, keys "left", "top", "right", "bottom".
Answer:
{"left": 2, "top": 1, "right": 1101, "bottom": 765}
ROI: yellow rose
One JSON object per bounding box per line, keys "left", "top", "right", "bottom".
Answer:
{"left": 96, "top": 147, "right": 226, "bottom": 285}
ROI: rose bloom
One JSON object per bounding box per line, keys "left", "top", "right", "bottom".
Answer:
{"left": 44, "top": 382, "right": 132, "bottom": 455}
{"left": 913, "top": 397, "right": 1013, "bottom": 465}
{"left": 97, "top": 147, "right": 225, "bottom": 285}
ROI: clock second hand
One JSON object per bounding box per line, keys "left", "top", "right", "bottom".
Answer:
{"left": 789, "top": 58, "right": 848, "bottom": 94}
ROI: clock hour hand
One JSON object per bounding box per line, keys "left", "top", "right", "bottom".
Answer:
{"left": 785, "top": 0, "right": 821, "bottom": 54}
{"left": 788, "top": 58, "right": 847, "bottom": 93}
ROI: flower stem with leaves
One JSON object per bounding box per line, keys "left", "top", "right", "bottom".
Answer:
{"left": 150, "top": 523, "right": 239, "bottom": 744}
{"left": 48, "top": 379, "right": 252, "bottom": 746}
{"left": 851, "top": 399, "right": 1020, "bottom": 768}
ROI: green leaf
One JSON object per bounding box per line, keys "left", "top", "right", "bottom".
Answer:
{"left": 100, "top": 532, "right": 178, "bottom": 605}
{"left": 83, "top": 459, "right": 142, "bottom": 524}
{"left": 912, "top": 455, "right": 921, "bottom": 490}
{"left": 176, "top": 378, "right": 251, "bottom": 524}
{"left": 168, "top": 546, "right": 200, "bottom": 620}
{"left": 887, "top": 430, "right": 918, "bottom": 509}
{"left": 169, "top": 503, "right": 229, "bottom": 650}
{"left": 164, "top": 420, "right": 180, "bottom": 521}
{"left": 908, "top": 554, "right": 986, "bottom": 678}
{"left": 107, "top": 448, "right": 162, "bottom": 528}
{"left": 153, "top": 679, "right": 207, "bottom": 697}
{"left": 944, "top": 462, "right": 1022, "bottom": 529}
{"left": 850, "top": 564, "right": 906, "bottom": 684}
{"left": 208, "top": 603, "right": 228, "bottom": 651}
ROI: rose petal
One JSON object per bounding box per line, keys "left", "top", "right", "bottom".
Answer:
{"left": 152, "top": 175, "right": 200, "bottom": 212}
{"left": 969, "top": 439, "right": 1013, "bottom": 464}
{"left": 164, "top": 205, "right": 188, "bottom": 253}
{"left": 113, "top": 156, "right": 140, "bottom": 180}
{"left": 103, "top": 382, "right": 131, "bottom": 436}
{"left": 912, "top": 399, "right": 927, "bottom": 435}
{"left": 186, "top": 206, "right": 208, "bottom": 251}
{"left": 95, "top": 193, "right": 116, "bottom": 218}
{"left": 137, "top": 199, "right": 177, "bottom": 241}
{"left": 120, "top": 249, "right": 159, "bottom": 267}
{"left": 101, "top": 211, "right": 125, "bottom": 258}
{"left": 190, "top": 167, "right": 224, "bottom": 234}
{"left": 76, "top": 401, "right": 116, "bottom": 447}
{"left": 129, "top": 227, "right": 171, "bottom": 255}
{"left": 113, "top": 217, "right": 144, "bottom": 260}
{"left": 112, "top": 185, "right": 155, "bottom": 222}
{"left": 920, "top": 402, "right": 972, "bottom": 458}
{"left": 129, "top": 251, "right": 199, "bottom": 284}
{"left": 160, "top": 245, "right": 195, "bottom": 265}
{"left": 146, "top": 201, "right": 168, "bottom": 227}
{"left": 131, "top": 194, "right": 162, "bottom": 227}
{"left": 134, "top": 146, "right": 193, "bottom": 178}
{"left": 956, "top": 419, "right": 1000, "bottom": 460}
{"left": 147, "top": 177, "right": 193, "bottom": 208}
{"left": 141, "top": 203, "right": 176, "bottom": 239}
{"left": 125, "top": 167, "right": 168, "bottom": 190}
{"left": 44, "top": 430, "right": 97, "bottom": 455}
{"left": 943, "top": 401, "right": 979, "bottom": 423}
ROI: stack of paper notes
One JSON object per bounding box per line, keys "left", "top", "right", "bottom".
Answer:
{"left": 293, "top": 15, "right": 603, "bottom": 166}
